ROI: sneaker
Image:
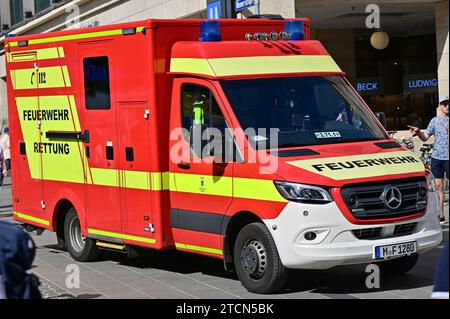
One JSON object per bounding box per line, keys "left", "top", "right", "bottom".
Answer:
{"left": 440, "top": 217, "right": 446, "bottom": 224}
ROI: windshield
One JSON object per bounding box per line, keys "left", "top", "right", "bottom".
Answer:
{"left": 220, "top": 76, "right": 388, "bottom": 149}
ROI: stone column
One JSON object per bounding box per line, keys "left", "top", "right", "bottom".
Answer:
{"left": 435, "top": 0, "right": 449, "bottom": 98}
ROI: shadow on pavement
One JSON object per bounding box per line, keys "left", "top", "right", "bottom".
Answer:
{"left": 43, "top": 235, "right": 445, "bottom": 296}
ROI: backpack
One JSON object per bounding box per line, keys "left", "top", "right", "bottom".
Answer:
{"left": 0, "top": 222, "right": 42, "bottom": 299}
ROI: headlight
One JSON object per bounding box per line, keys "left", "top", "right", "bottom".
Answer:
{"left": 274, "top": 181, "right": 333, "bottom": 204}
{"left": 426, "top": 170, "right": 436, "bottom": 192}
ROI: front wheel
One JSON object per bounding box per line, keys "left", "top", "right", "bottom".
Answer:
{"left": 64, "top": 208, "right": 102, "bottom": 262}
{"left": 233, "top": 223, "right": 287, "bottom": 294}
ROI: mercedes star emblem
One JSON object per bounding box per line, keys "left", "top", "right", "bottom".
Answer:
{"left": 382, "top": 186, "right": 403, "bottom": 210}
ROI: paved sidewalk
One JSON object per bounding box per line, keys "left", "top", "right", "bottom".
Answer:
{"left": 1, "top": 177, "right": 448, "bottom": 299}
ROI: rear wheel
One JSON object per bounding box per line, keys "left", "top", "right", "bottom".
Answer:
{"left": 378, "top": 254, "right": 419, "bottom": 275}
{"left": 64, "top": 208, "right": 102, "bottom": 262}
{"left": 233, "top": 223, "right": 287, "bottom": 294}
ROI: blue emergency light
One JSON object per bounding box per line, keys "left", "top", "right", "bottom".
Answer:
{"left": 199, "top": 20, "right": 222, "bottom": 42}
{"left": 5, "top": 34, "right": 17, "bottom": 38}
{"left": 284, "top": 20, "right": 305, "bottom": 41}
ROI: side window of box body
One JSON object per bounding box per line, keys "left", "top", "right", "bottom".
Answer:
{"left": 84, "top": 56, "right": 111, "bottom": 110}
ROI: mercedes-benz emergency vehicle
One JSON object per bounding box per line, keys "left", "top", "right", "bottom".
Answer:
{"left": 5, "top": 19, "right": 443, "bottom": 294}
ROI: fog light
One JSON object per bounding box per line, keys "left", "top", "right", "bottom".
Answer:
{"left": 304, "top": 232, "right": 317, "bottom": 241}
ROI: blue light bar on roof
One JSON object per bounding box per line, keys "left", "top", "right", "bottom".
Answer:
{"left": 284, "top": 20, "right": 305, "bottom": 41}
{"left": 199, "top": 20, "right": 222, "bottom": 42}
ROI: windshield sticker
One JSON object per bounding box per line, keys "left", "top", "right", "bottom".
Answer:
{"left": 252, "top": 135, "right": 269, "bottom": 142}
{"left": 315, "top": 132, "right": 342, "bottom": 139}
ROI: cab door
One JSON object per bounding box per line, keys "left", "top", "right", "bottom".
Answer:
{"left": 169, "top": 79, "right": 234, "bottom": 256}
{"left": 78, "top": 42, "right": 122, "bottom": 233}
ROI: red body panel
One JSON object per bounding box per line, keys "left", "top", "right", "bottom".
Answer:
{"left": 6, "top": 18, "right": 426, "bottom": 260}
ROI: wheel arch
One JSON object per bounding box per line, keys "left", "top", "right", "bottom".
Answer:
{"left": 50, "top": 189, "right": 87, "bottom": 237}
{"left": 222, "top": 211, "right": 263, "bottom": 271}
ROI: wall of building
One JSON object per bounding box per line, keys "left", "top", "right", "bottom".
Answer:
{"left": 435, "top": 0, "right": 449, "bottom": 98}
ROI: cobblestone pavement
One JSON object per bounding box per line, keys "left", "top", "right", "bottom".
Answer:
{"left": 1, "top": 177, "right": 448, "bottom": 299}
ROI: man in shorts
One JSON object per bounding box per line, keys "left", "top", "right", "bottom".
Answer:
{"left": 409, "top": 96, "right": 449, "bottom": 224}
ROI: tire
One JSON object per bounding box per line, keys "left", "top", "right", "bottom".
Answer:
{"left": 378, "top": 253, "right": 419, "bottom": 275}
{"left": 233, "top": 223, "right": 287, "bottom": 294}
{"left": 64, "top": 207, "right": 102, "bottom": 262}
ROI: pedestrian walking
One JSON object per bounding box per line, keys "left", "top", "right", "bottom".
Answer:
{"left": 0, "top": 147, "right": 7, "bottom": 188}
{"left": 0, "top": 127, "right": 10, "bottom": 174}
{"left": 408, "top": 96, "right": 449, "bottom": 224}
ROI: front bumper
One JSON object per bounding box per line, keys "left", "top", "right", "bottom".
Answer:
{"left": 264, "top": 192, "right": 443, "bottom": 269}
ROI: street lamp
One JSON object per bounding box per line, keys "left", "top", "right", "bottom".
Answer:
{"left": 370, "top": 31, "right": 390, "bottom": 50}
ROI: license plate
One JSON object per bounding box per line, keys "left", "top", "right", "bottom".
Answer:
{"left": 374, "top": 242, "right": 417, "bottom": 260}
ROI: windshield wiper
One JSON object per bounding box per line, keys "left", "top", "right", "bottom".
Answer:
{"left": 338, "top": 137, "right": 381, "bottom": 143}
{"left": 278, "top": 143, "right": 310, "bottom": 148}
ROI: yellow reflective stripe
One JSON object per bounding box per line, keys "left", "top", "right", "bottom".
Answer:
{"left": 10, "top": 66, "right": 70, "bottom": 90}
{"left": 173, "top": 173, "right": 233, "bottom": 197}
{"left": 88, "top": 229, "right": 156, "bottom": 244}
{"left": 124, "top": 170, "right": 150, "bottom": 190}
{"left": 58, "top": 47, "right": 65, "bottom": 58}
{"left": 7, "top": 47, "right": 65, "bottom": 62}
{"left": 9, "top": 27, "right": 146, "bottom": 47}
{"left": 96, "top": 242, "right": 126, "bottom": 251}
{"left": 150, "top": 172, "right": 170, "bottom": 191}
{"left": 162, "top": 172, "right": 170, "bottom": 190}
{"left": 89, "top": 169, "right": 170, "bottom": 191}
{"left": 287, "top": 151, "right": 425, "bottom": 181}
{"left": 14, "top": 212, "right": 50, "bottom": 226}
{"left": 234, "top": 177, "right": 287, "bottom": 202}
{"left": 176, "top": 243, "right": 223, "bottom": 256}
{"left": 171, "top": 173, "right": 286, "bottom": 202}
{"left": 171, "top": 55, "right": 342, "bottom": 77}
{"left": 90, "top": 168, "right": 119, "bottom": 187}
{"left": 209, "top": 55, "right": 342, "bottom": 76}
{"left": 62, "top": 66, "right": 71, "bottom": 87}
{"left": 170, "top": 58, "right": 215, "bottom": 76}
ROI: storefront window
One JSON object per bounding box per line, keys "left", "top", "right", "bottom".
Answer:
{"left": 356, "top": 34, "right": 438, "bottom": 130}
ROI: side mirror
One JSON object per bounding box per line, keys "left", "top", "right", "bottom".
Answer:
{"left": 376, "top": 112, "right": 387, "bottom": 129}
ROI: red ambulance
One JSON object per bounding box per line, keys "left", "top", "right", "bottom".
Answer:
{"left": 5, "top": 18, "right": 443, "bottom": 293}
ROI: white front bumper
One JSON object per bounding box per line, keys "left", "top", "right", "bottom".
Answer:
{"left": 264, "top": 192, "right": 443, "bottom": 269}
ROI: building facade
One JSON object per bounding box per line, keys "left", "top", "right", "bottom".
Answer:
{"left": 0, "top": 0, "right": 448, "bottom": 130}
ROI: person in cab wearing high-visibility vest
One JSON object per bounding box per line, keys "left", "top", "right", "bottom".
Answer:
{"left": 409, "top": 96, "right": 449, "bottom": 224}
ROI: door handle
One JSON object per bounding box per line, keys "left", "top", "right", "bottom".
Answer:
{"left": 177, "top": 163, "right": 191, "bottom": 170}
